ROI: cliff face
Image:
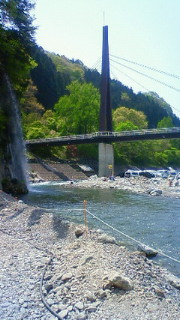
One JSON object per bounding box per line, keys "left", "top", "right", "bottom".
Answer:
{"left": 0, "top": 72, "right": 28, "bottom": 195}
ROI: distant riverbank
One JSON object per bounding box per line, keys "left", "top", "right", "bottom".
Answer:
{"left": 65, "top": 175, "right": 180, "bottom": 198}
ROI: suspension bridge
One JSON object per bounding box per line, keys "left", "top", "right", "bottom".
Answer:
{"left": 26, "top": 127, "right": 180, "bottom": 148}
{"left": 26, "top": 26, "right": 180, "bottom": 176}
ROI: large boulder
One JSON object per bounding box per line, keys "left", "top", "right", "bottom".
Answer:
{"left": 104, "top": 271, "right": 133, "bottom": 291}
{"left": 1, "top": 177, "right": 28, "bottom": 195}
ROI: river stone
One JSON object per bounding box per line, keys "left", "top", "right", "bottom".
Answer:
{"left": 44, "top": 274, "right": 52, "bottom": 281}
{"left": 76, "top": 313, "right": 87, "bottom": 320}
{"left": 85, "top": 291, "right": 96, "bottom": 302}
{"left": 149, "top": 189, "right": 162, "bottom": 196}
{"left": 138, "top": 244, "right": 158, "bottom": 257}
{"left": 58, "top": 303, "right": 67, "bottom": 311}
{"left": 75, "top": 301, "right": 84, "bottom": 310}
{"left": 96, "top": 289, "right": 107, "bottom": 299}
{"left": 154, "top": 287, "right": 166, "bottom": 298}
{"left": 61, "top": 272, "right": 73, "bottom": 281}
{"left": 166, "top": 275, "right": 180, "bottom": 289}
{"left": 75, "top": 227, "right": 84, "bottom": 238}
{"left": 97, "top": 234, "right": 116, "bottom": 244}
{"left": 80, "top": 255, "right": 93, "bottom": 265}
{"left": 106, "top": 271, "right": 133, "bottom": 291}
{"left": 85, "top": 305, "right": 97, "bottom": 313}
{"left": 46, "top": 298, "right": 54, "bottom": 306}
{"left": 58, "top": 309, "right": 68, "bottom": 318}
{"left": 45, "top": 283, "right": 53, "bottom": 293}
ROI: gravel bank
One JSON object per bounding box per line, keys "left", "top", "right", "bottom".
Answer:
{"left": 66, "top": 175, "right": 180, "bottom": 198}
{"left": 0, "top": 190, "right": 179, "bottom": 320}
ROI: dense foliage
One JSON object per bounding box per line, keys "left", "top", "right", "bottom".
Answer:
{"left": 0, "top": 2, "right": 179, "bottom": 168}
{"left": 0, "top": 0, "right": 36, "bottom": 157}
{"left": 30, "top": 50, "right": 180, "bottom": 128}
{"left": 0, "top": 0, "right": 35, "bottom": 93}
{"left": 54, "top": 81, "right": 100, "bottom": 135}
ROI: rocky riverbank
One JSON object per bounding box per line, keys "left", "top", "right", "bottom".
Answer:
{"left": 66, "top": 175, "right": 180, "bottom": 198}
{"left": 0, "top": 190, "right": 180, "bottom": 319}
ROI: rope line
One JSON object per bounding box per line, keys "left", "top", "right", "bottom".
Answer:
{"left": 86, "top": 209, "right": 180, "bottom": 264}
{"left": 63, "top": 208, "right": 180, "bottom": 264}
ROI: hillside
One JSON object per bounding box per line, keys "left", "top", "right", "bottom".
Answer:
{"left": 30, "top": 47, "right": 180, "bottom": 128}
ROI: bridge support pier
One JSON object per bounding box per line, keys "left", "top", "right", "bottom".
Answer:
{"left": 98, "top": 143, "right": 114, "bottom": 177}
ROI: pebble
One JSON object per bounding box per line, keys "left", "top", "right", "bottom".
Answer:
{"left": 75, "top": 301, "right": 84, "bottom": 310}
{"left": 58, "top": 309, "right": 68, "bottom": 318}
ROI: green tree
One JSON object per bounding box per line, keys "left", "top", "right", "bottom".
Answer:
{"left": 157, "top": 116, "right": 174, "bottom": 128}
{"left": 54, "top": 81, "right": 100, "bottom": 135}
{"left": 113, "top": 107, "right": 152, "bottom": 166}
{"left": 113, "top": 106, "right": 148, "bottom": 130}
{"left": 0, "top": 0, "right": 36, "bottom": 95}
{"left": 116, "top": 121, "right": 138, "bottom": 131}
{"left": 21, "top": 80, "right": 44, "bottom": 114}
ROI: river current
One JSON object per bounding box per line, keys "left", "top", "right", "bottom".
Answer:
{"left": 22, "top": 182, "right": 180, "bottom": 277}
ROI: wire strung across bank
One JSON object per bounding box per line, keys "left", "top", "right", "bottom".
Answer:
{"left": 66, "top": 206, "right": 180, "bottom": 265}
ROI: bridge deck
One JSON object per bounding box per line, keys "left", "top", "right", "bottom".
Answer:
{"left": 26, "top": 127, "right": 180, "bottom": 148}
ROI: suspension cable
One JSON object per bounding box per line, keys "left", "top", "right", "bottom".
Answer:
{"left": 110, "top": 54, "right": 180, "bottom": 80}
{"left": 110, "top": 63, "right": 180, "bottom": 114}
{"left": 111, "top": 64, "right": 150, "bottom": 91}
{"left": 110, "top": 58, "right": 180, "bottom": 94}
{"left": 91, "top": 57, "right": 101, "bottom": 70}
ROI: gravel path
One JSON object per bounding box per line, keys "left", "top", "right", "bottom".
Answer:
{"left": 0, "top": 190, "right": 179, "bottom": 320}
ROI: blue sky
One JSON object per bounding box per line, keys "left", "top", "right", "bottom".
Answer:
{"left": 33, "top": 0, "right": 180, "bottom": 118}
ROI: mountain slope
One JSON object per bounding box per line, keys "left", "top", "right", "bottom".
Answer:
{"left": 30, "top": 47, "right": 180, "bottom": 128}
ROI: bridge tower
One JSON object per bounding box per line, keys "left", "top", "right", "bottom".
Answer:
{"left": 98, "top": 25, "right": 114, "bottom": 177}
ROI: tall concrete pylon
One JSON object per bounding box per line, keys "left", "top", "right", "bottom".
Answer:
{"left": 98, "top": 25, "right": 114, "bottom": 177}
{"left": 99, "top": 25, "right": 112, "bottom": 132}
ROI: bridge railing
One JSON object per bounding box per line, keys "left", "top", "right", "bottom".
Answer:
{"left": 26, "top": 127, "right": 180, "bottom": 145}
{"left": 92, "top": 127, "right": 180, "bottom": 137}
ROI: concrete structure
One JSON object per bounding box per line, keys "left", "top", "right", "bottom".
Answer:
{"left": 98, "top": 143, "right": 114, "bottom": 177}
{"left": 99, "top": 26, "right": 112, "bottom": 132}
{"left": 98, "top": 25, "right": 114, "bottom": 177}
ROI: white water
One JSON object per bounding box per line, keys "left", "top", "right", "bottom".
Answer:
{"left": 4, "top": 74, "right": 28, "bottom": 186}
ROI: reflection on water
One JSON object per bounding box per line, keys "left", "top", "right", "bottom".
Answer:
{"left": 22, "top": 182, "right": 180, "bottom": 277}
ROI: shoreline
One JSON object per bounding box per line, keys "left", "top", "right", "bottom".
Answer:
{"left": 64, "top": 175, "right": 180, "bottom": 198}
{"left": 0, "top": 190, "right": 180, "bottom": 319}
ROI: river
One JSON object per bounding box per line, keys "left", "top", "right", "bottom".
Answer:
{"left": 22, "top": 182, "right": 180, "bottom": 277}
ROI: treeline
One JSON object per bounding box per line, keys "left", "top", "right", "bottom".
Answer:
{"left": 30, "top": 50, "right": 180, "bottom": 128}
{"left": 0, "top": 1, "right": 180, "bottom": 169}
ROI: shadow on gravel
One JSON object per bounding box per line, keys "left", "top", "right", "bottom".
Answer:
{"left": 7, "top": 208, "right": 26, "bottom": 220}
{"left": 28, "top": 208, "right": 45, "bottom": 226}
{"left": 53, "top": 214, "right": 69, "bottom": 239}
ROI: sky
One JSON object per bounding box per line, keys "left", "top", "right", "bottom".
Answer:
{"left": 32, "top": 0, "right": 180, "bottom": 118}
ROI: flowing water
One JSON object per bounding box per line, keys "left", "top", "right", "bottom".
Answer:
{"left": 4, "top": 74, "right": 27, "bottom": 185}
{"left": 22, "top": 182, "right": 180, "bottom": 277}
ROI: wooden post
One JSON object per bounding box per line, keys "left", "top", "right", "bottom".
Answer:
{"left": 83, "top": 200, "right": 88, "bottom": 236}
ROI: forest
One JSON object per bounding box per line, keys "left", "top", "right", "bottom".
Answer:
{"left": 0, "top": 0, "right": 180, "bottom": 174}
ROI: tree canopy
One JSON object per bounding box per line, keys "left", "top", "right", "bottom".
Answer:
{"left": 0, "top": 0, "right": 36, "bottom": 94}
{"left": 113, "top": 106, "right": 148, "bottom": 130}
{"left": 54, "top": 81, "right": 100, "bottom": 135}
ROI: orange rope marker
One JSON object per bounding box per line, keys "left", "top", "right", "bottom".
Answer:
{"left": 83, "top": 200, "right": 88, "bottom": 236}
